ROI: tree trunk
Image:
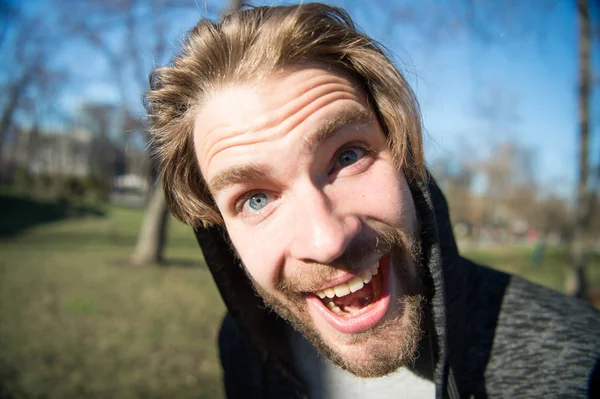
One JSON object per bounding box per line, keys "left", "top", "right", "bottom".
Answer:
{"left": 0, "top": 83, "right": 24, "bottom": 165}
{"left": 130, "top": 182, "right": 170, "bottom": 266}
{"left": 566, "top": 0, "right": 591, "bottom": 298}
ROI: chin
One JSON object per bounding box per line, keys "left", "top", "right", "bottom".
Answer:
{"left": 305, "top": 292, "right": 424, "bottom": 378}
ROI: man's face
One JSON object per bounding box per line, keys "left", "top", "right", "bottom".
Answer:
{"left": 194, "top": 66, "right": 424, "bottom": 377}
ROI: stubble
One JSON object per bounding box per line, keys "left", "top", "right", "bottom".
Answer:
{"left": 247, "top": 223, "right": 425, "bottom": 378}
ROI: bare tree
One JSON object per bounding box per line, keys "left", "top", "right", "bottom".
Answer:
{"left": 534, "top": 195, "right": 572, "bottom": 238}
{"left": 462, "top": 0, "right": 596, "bottom": 296}
{"left": 431, "top": 155, "right": 476, "bottom": 226}
{"left": 567, "top": 0, "right": 593, "bottom": 297}
{"left": 130, "top": 181, "right": 170, "bottom": 265}
{"left": 0, "top": 11, "right": 67, "bottom": 168}
{"left": 129, "top": 0, "right": 241, "bottom": 266}
{"left": 48, "top": 0, "right": 219, "bottom": 266}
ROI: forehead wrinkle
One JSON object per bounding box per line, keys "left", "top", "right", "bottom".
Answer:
{"left": 201, "top": 79, "right": 358, "bottom": 169}
{"left": 202, "top": 74, "right": 348, "bottom": 154}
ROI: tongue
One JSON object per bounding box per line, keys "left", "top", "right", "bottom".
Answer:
{"left": 333, "top": 282, "right": 374, "bottom": 311}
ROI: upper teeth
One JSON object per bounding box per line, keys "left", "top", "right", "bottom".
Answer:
{"left": 314, "top": 263, "right": 379, "bottom": 299}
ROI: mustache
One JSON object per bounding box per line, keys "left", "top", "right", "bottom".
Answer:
{"left": 277, "top": 224, "right": 419, "bottom": 295}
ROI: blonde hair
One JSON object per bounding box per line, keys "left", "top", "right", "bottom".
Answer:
{"left": 146, "top": 3, "right": 425, "bottom": 227}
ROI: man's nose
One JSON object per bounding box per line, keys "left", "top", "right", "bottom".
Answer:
{"left": 289, "top": 186, "right": 361, "bottom": 265}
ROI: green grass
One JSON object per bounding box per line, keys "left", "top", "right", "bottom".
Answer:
{"left": 463, "top": 244, "right": 600, "bottom": 294}
{"left": 0, "top": 198, "right": 225, "bottom": 399}
{"left": 1, "top": 195, "right": 598, "bottom": 398}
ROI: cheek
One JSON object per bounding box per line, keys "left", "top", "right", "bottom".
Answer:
{"left": 338, "top": 165, "right": 411, "bottom": 225}
{"left": 225, "top": 222, "right": 282, "bottom": 290}
{"left": 382, "top": 172, "right": 415, "bottom": 224}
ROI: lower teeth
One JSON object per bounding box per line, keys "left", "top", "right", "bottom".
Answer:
{"left": 325, "top": 301, "right": 344, "bottom": 315}
{"left": 332, "top": 306, "right": 344, "bottom": 315}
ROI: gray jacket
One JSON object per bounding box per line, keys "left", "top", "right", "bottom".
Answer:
{"left": 194, "top": 175, "right": 600, "bottom": 398}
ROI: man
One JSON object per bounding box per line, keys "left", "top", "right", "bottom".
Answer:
{"left": 146, "top": 3, "right": 600, "bottom": 398}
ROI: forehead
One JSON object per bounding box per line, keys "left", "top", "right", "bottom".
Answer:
{"left": 193, "top": 66, "right": 370, "bottom": 175}
{"left": 198, "top": 65, "right": 363, "bottom": 128}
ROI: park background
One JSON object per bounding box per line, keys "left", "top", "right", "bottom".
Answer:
{"left": 1, "top": 0, "right": 599, "bottom": 397}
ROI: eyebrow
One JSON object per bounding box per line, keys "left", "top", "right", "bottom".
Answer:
{"left": 303, "top": 106, "right": 374, "bottom": 152}
{"left": 208, "top": 164, "right": 270, "bottom": 196}
{"left": 207, "top": 105, "right": 374, "bottom": 196}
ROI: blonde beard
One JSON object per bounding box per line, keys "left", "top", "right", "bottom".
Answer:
{"left": 247, "top": 225, "right": 425, "bottom": 378}
{"left": 271, "top": 291, "right": 424, "bottom": 378}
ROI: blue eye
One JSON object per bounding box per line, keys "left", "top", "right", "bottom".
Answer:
{"left": 335, "top": 148, "right": 365, "bottom": 169}
{"left": 244, "top": 192, "right": 270, "bottom": 212}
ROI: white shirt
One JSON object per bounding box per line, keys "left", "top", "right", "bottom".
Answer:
{"left": 287, "top": 326, "right": 436, "bottom": 399}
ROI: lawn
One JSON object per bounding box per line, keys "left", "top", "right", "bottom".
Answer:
{"left": 464, "top": 244, "right": 600, "bottom": 295}
{"left": 0, "top": 196, "right": 225, "bottom": 399}
{"left": 1, "top": 195, "right": 598, "bottom": 398}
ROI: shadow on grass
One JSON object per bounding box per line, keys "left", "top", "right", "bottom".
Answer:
{"left": 0, "top": 194, "right": 105, "bottom": 237}
{"left": 0, "top": 382, "right": 15, "bottom": 399}
{"left": 111, "top": 257, "right": 207, "bottom": 269}
{"left": 0, "top": 366, "right": 21, "bottom": 399}
{"left": 162, "top": 258, "right": 207, "bottom": 268}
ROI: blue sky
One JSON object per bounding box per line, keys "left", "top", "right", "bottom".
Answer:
{"left": 2, "top": 0, "right": 598, "bottom": 198}
{"left": 326, "top": 0, "right": 599, "bottom": 198}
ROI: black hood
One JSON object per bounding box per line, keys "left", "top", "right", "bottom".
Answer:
{"left": 194, "top": 174, "right": 475, "bottom": 398}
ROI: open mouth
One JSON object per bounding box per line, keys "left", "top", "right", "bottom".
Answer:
{"left": 306, "top": 254, "right": 393, "bottom": 334}
{"left": 315, "top": 263, "right": 382, "bottom": 316}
